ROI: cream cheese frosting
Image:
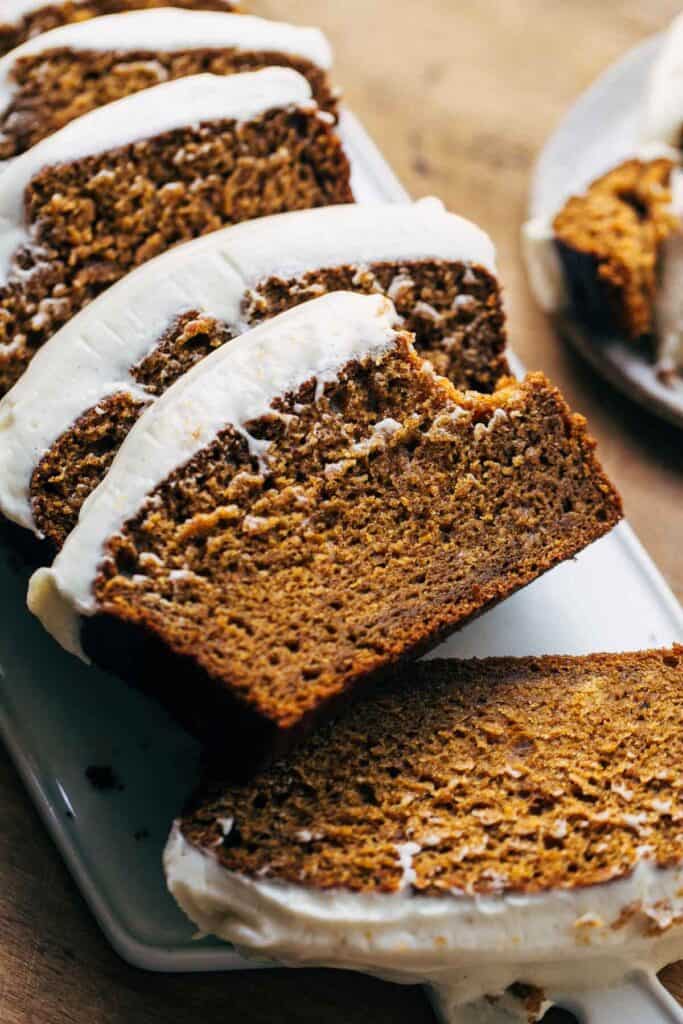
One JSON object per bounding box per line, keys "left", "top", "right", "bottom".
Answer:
{"left": 0, "top": 67, "right": 315, "bottom": 285}
{"left": 655, "top": 233, "right": 683, "bottom": 373}
{"left": 0, "top": 9, "right": 331, "bottom": 122}
{"left": 163, "top": 822, "right": 683, "bottom": 1018}
{"left": 0, "top": 198, "right": 496, "bottom": 535}
{"left": 1, "top": 0, "right": 66, "bottom": 19}
{"left": 641, "top": 13, "right": 683, "bottom": 149}
{"left": 225, "top": 196, "right": 495, "bottom": 282}
{"left": 27, "top": 292, "right": 401, "bottom": 657}
{"left": 654, "top": 169, "right": 683, "bottom": 373}
{"left": 520, "top": 216, "right": 568, "bottom": 315}
{"left": 635, "top": 8, "right": 683, "bottom": 373}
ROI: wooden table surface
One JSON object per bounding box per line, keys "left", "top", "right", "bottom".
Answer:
{"left": 2, "top": 2, "right": 683, "bottom": 1021}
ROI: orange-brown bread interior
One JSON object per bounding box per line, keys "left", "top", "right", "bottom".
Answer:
{"left": 245, "top": 259, "right": 507, "bottom": 392}
{"left": 553, "top": 158, "right": 676, "bottom": 340}
{"left": 0, "top": 48, "right": 337, "bottom": 160}
{"left": 0, "top": 107, "right": 352, "bottom": 397}
{"left": 181, "top": 647, "right": 683, "bottom": 895}
{"left": 81, "top": 338, "right": 621, "bottom": 756}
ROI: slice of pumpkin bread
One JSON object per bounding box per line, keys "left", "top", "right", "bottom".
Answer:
{"left": 165, "top": 647, "right": 683, "bottom": 1017}
{"left": 29, "top": 293, "right": 622, "bottom": 759}
{"left": 552, "top": 157, "right": 677, "bottom": 339}
{"left": 0, "top": 67, "right": 352, "bottom": 398}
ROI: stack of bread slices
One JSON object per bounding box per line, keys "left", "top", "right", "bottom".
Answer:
{"left": 0, "top": 4, "right": 680, "bottom": 1022}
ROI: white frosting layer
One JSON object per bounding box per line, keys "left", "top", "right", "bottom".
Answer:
{"left": 0, "top": 9, "right": 331, "bottom": 120}
{"left": 227, "top": 196, "right": 495, "bottom": 283}
{"left": 655, "top": 169, "right": 683, "bottom": 372}
{"left": 521, "top": 216, "right": 568, "bottom": 315}
{"left": 164, "top": 823, "right": 683, "bottom": 1013}
{"left": 0, "top": 198, "right": 496, "bottom": 533}
{"left": 641, "top": 13, "right": 683, "bottom": 148}
{"left": 0, "top": 237, "right": 246, "bottom": 528}
{"left": 0, "top": 67, "right": 314, "bottom": 284}
{"left": 27, "top": 292, "right": 400, "bottom": 656}
{"left": 0, "top": 0, "right": 238, "bottom": 23}
{"left": 656, "top": 234, "right": 683, "bottom": 373}
{"left": 1, "top": 0, "right": 66, "bottom": 20}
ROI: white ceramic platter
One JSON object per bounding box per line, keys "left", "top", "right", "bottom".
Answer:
{"left": 0, "top": 109, "right": 682, "bottom": 1023}
{"left": 529, "top": 33, "right": 683, "bottom": 429}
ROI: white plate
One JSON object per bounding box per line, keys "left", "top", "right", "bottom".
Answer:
{"left": 529, "top": 33, "right": 683, "bottom": 429}
{"left": 0, "top": 112, "right": 682, "bottom": 995}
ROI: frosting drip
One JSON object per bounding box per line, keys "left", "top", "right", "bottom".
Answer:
{"left": 163, "top": 823, "right": 683, "bottom": 1019}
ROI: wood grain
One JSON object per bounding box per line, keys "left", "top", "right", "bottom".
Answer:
{"left": 1, "top": 2, "right": 682, "bottom": 1021}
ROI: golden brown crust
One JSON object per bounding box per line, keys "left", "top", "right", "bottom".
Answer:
{"left": 0, "top": 107, "right": 353, "bottom": 397}
{"left": 180, "top": 647, "right": 683, "bottom": 895}
{"left": 0, "top": 47, "right": 337, "bottom": 160}
{"left": 81, "top": 353, "right": 621, "bottom": 754}
{"left": 0, "top": 1, "right": 240, "bottom": 57}
{"left": 553, "top": 158, "right": 677, "bottom": 339}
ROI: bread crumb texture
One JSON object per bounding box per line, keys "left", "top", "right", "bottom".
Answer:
{"left": 0, "top": 106, "right": 352, "bottom": 396}
{"left": 0, "top": 46, "right": 336, "bottom": 160}
{"left": 553, "top": 158, "right": 676, "bottom": 339}
{"left": 87, "top": 335, "right": 621, "bottom": 741}
{"left": 182, "top": 647, "right": 683, "bottom": 897}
